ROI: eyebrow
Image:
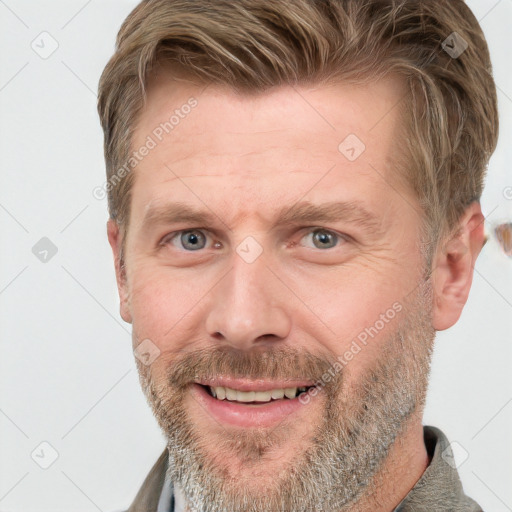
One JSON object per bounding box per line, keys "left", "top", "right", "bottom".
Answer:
{"left": 141, "top": 200, "right": 383, "bottom": 235}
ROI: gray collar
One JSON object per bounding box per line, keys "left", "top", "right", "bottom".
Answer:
{"left": 393, "top": 426, "right": 482, "bottom": 512}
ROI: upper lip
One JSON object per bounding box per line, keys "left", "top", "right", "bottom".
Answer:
{"left": 195, "top": 377, "right": 316, "bottom": 392}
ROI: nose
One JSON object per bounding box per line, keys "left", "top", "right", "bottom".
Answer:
{"left": 205, "top": 252, "right": 292, "bottom": 350}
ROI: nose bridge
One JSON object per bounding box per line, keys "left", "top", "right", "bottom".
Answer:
{"left": 205, "top": 250, "right": 291, "bottom": 349}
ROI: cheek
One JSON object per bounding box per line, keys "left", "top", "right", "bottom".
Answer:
{"left": 295, "top": 267, "right": 402, "bottom": 341}
{"left": 128, "top": 265, "right": 209, "bottom": 344}
{"left": 289, "top": 264, "right": 409, "bottom": 387}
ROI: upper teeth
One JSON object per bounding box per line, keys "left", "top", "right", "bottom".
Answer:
{"left": 209, "top": 386, "right": 309, "bottom": 402}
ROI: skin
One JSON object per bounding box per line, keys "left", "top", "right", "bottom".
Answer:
{"left": 107, "top": 69, "right": 485, "bottom": 511}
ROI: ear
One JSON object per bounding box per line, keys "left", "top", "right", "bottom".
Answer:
{"left": 107, "top": 219, "right": 132, "bottom": 324}
{"left": 431, "top": 202, "right": 485, "bottom": 331}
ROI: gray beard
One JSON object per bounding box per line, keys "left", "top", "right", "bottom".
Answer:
{"left": 136, "top": 278, "right": 435, "bottom": 512}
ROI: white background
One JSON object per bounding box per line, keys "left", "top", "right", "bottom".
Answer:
{"left": 0, "top": 1, "right": 511, "bottom": 511}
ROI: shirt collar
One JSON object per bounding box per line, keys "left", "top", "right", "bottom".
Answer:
{"left": 393, "top": 425, "right": 481, "bottom": 511}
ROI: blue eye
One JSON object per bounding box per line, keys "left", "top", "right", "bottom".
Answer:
{"left": 177, "top": 230, "right": 207, "bottom": 251}
{"left": 161, "top": 227, "right": 345, "bottom": 253}
{"left": 303, "top": 229, "right": 341, "bottom": 249}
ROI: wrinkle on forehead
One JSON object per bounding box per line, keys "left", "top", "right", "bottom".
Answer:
{"left": 130, "top": 75, "right": 418, "bottom": 232}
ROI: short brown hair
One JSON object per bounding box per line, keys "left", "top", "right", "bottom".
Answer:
{"left": 97, "top": 0, "right": 498, "bottom": 269}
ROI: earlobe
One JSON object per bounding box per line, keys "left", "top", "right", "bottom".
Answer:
{"left": 106, "top": 219, "right": 133, "bottom": 324}
{"left": 431, "top": 202, "right": 485, "bottom": 331}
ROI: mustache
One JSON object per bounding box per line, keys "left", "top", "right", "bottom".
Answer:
{"left": 165, "top": 344, "right": 342, "bottom": 390}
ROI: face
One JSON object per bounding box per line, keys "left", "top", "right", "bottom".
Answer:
{"left": 109, "top": 71, "right": 437, "bottom": 511}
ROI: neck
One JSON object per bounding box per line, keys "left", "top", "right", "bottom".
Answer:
{"left": 348, "top": 417, "right": 429, "bottom": 512}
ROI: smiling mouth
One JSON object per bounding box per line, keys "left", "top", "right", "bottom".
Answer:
{"left": 200, "top": 384, "right": 315, "bottom": 404}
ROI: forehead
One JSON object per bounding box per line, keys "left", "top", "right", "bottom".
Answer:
{"left": 138, "top": 69, "right": 407, "bottom": 148}
{"left": 129, "top": 71, "right": 416, "bottom": 228}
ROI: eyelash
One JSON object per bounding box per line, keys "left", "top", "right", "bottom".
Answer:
{"left": 159, "top": 227, "right": 350, "bottom": 251}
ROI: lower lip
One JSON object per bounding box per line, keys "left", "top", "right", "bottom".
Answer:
{"left": 192, "top": 384, "right": 320, "bottom": 428}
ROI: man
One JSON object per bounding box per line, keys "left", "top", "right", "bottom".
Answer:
{"left": 97, "top": 0, "right": 498, "bottom": 510}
